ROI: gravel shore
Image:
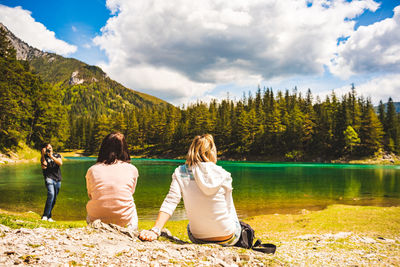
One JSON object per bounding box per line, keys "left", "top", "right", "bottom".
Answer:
{"left": 1, "top": 220, "right": 399, "bottom": 266}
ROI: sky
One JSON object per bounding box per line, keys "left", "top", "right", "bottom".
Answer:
{"left": 0, "top": 0, "right": 399, "bottom": 106}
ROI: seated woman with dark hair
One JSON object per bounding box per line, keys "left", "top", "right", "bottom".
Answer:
{"left": 85, "top": 132, "right": 139, "bottom": 229}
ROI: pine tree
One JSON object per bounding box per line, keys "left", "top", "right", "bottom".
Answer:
{"left": 359, "top": 100, "right": 384, "bottom": 155}
{"left": 385, "top": 98, "right": 397, "bottom": 152}
{"left": 234, "top": 101, "right": 251, "bottom": 154}
{"left": 264, "top": 93, "right": 285, "bottom": 155}
{"left": 93, "top": 114, "right": 111, "bottom": 152}
{"left": 343, "top": 125, "right": 360, "bottom": 155}
{"left": 377, "top": 100, "right": 385, "bottom": 126}
{"left": 215, "top": 100, "right": 232, "bottom": 150}
{"left": 349, "top": 84, "right": 362, "bottom": 132}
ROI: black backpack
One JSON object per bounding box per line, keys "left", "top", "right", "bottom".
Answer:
{"left": 234, "top": 221, "right": 276, "bottom": 254}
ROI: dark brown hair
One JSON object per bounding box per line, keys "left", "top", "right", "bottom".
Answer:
{"left": 97, "top": 132, "right": 130, "bottom": 164}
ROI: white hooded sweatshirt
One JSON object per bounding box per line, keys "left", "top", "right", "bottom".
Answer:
{"left": 160, "top": 162, "right": 238, "bottom": 239}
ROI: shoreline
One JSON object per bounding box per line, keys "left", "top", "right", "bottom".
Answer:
{"left": 1, "top": 205, "right": 399, "bottom": 265}
{"left": 64, "top": 151, "right": 400, "bottom": 165}
{"left": 1, "top": 147, "right": 399, "bottom": 166}
{"left": 2, "top": 156, "right": 399, "bottom": 166}
{"left": 47, "top": 149, "right": 400, "bottom": 165}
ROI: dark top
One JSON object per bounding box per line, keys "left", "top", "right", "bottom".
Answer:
{"left": 42, "top": 153, "right": 62, "bottom": 181}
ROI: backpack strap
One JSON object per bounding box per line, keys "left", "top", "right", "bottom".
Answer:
{"left": 251, "top": 239, "right": 276, "bottom": 254}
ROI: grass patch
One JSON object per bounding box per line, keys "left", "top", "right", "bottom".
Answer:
{"left": 0, "top": 209, "right": 86, "bottom": 229}
{"left": 0, "top": 142, "right": 40, "bottom": 164}
{"left": 15, "top": 143, "right": 40, "bottom": 161}
{"left": 59, "top": 150, "right": 96, "bottom": 157}
{"left": 246, "top": 204, "right": 400, "bottom": 242}
{"left": 59, "top": 149, "right": 85, "bottom": 157}
{"left": 1, "top": 205, "right": 400, "bottom": 244}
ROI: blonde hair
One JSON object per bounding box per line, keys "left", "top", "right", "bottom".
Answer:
{"left": 186, "top": 134, "right": 217, "bottom": 166}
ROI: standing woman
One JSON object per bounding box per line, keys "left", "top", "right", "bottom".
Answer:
{"left": 85, "top": 132, "right": 139, "bottom": 229}
{"left": 139, "top": 134, "right": 241, "bottom": 246}
{"left": 41, "top": 143, "right": 63, "bottom": 222}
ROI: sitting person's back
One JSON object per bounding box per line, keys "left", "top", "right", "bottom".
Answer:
{"left": 139, "top": 134, "right": 241, "bottom": 246}
{"left": 85, "top": 132, "right": 139, "bottom": 229}
{"left": 86, "top": 161, "right": 138, "bottom": 227}
{"left": 161, "top": 162, "right": 236, "bottom": 239}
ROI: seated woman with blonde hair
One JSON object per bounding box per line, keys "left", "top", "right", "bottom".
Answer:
{"left": 85, "top": 132, "right": 139, "bottom": 229}
{"left": 139, "top": 134, "right": 241, "bottom": 245}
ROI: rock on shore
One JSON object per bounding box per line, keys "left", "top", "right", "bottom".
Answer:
{"left": 0, "top": 222, "right": 272, "bottom": 266}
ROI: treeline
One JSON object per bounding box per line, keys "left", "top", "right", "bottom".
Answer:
{"left": 0, "top": 28, "right": 68, "bottom": 151}
{"left": 68, "top": 87, "right": 400, "bottom": 161}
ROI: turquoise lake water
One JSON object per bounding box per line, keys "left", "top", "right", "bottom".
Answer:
{"left": 0, "top": 158, "right": 399, "bottom": 221}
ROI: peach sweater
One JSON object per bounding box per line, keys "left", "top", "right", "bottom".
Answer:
{"left": 85, "top": 161, "right": 139, "bottom": 228}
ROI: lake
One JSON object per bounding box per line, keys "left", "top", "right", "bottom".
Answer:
{"left": 0, "top": 158, "right": 399, "bottom": 221}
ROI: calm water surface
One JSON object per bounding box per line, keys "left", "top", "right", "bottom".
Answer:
{"left": 0, "top": 158, "right": 399, "bottom": 221}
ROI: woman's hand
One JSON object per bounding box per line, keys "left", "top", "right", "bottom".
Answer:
{"left": 138, "top": 212, "right": 170, "bottom": 241}
{"left": 139, "top": 230, "right": 158, "bottom": 241}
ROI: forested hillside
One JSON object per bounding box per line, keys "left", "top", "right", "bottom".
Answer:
{"left": 1, "top": 25, "right": 399, "bottom": 161}
{"left": 1, "top": 23, "right": 168, "bottom": 116}
{"left": 0, "top": 23, "right": 169, "bottom": 152}
{"left": 0, "top": 28, "right": 68, "bottom": 150}
{"left": 29, "top": 55, "right": 167, "bottom": 115}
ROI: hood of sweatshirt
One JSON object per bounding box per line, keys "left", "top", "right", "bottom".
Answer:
{"left": 190, "top": 162, "right": 232, "bottom": 196}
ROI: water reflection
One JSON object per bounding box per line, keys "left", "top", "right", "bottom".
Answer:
{"left": 0, "top": 159, "right": 399, "bottom": 221}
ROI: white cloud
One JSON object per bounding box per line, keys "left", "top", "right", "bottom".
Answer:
{"left": 97, "top": 61, "right": 214, "bottom": 105}
{"left": 329, "top": 5, "right": 400, "bottom": 79}
{"left": 94, "top": 0, "right": 379, "bottom": 103}
{"left": 0, "top": 5, "right": 77, "bottom": 55}
{"left": 322, "top": 74, "right": 400, "bottom": 104}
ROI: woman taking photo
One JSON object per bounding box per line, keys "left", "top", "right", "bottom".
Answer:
{"left": 85, "top": 132, "right": 139, "bottom": 229}
{"left": 139, "top": 134, "right": 241, "bottom": 246}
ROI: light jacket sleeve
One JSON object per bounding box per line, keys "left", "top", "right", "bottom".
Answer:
{"left": 159, "top": 173, "right": 182, "bottom": 216}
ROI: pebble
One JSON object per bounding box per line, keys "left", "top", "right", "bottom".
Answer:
{"left": 359, "top": 237, "right": 377, "bottom": 244}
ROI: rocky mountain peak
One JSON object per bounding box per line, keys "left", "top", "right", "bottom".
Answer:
{"left": 69, "top": 71, "right": 85, "bottom": 85}
{"left": 0, "top": 22, "right": 48, "bottom": 60}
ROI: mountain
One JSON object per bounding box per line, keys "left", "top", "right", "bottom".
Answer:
{"left": 0, "top": 23, "right": 168, "bottom": 116}
{"left": 391, "top": 102, "right": 400, "bottom": 113}
{"left": 375, "top": 102, "right": 400, "bottom": 113}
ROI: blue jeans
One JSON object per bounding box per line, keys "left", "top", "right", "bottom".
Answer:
{"left": 43, "top": 178, "right": 61, "bottom": 218}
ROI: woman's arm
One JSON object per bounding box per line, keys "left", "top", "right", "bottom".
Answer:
{"left": 131, "top": 166, "right": 139, "bottom": 194}
{"left": 139, "top": 174, "right": 182, "bottom": 241}
{"left": 226, "top": 189, "right": 239, "bottom": 221}
{"left": 51, "top": 153, "right": 63, "bottom": 166}
{"left": 138, "top": 211, "right": 171, "bottom": 241}
{"left": 224, "top": 175, "right": 239, "bottom": 221}
{"left": 85, "top": 169, "right": 92, "bottom": 199}
{"left": 41, "top": 148, "right": 47, "bottom": 169}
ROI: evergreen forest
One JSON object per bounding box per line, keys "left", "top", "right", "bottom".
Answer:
{"left": 1, "top": 27, "right": 400, "bottom": 161}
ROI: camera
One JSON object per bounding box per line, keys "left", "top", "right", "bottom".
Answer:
{"left": 46, "top": 149, "right": 51, "bottom": 154}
